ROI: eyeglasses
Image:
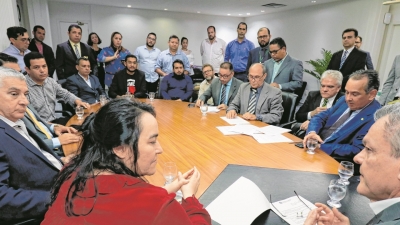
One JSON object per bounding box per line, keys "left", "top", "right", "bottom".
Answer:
{"left": 219, "top": 74, "right": 231, "bottom": 78}
{"left": 202, "top": 70, "right": 212, "bottom": 75}
{"left": 248, "top": 75, "right": 264, "bottom": 81}
{"left": 147, "top": 37, "right": 156, "bottom": 41}
{"left": 270, "top": 48, "right": 281, "bottom": 55}
{"left": 257, "top": 35, "right": 269, "bottom": 39}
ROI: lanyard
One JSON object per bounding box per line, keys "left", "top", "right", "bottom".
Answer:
{"left": 259, "top": 48, "right": 268, "bottom": 63}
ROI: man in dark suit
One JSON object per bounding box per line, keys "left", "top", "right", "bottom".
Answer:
{"left": 226, "top": 63, "right": 283, "bottom": 124}
{"left": 55, "top": 24, "right": 96, "bottom": 82}
{"left": 0, "top": 67, "right": 71, "bottom": 224}
{"left": 263, "top": 37, "right": 303, "bottom": 92}
{"left": 246, "top": 27, "right": 271, "bottom": 72}
{"left": 293, "top": 70, "right": 344, "bottom": 136}
{"left": 355, "top": 36, "right": 374, "bottom": 70}
{"left": 28, "top": 25, "right": 56, "bottom": 77}
{"left": 65, "top": 57, "right": 106, "bottom": 104}
{"left": 327, "top": 28, "right": 367, "bottom": 92}
{"left": 303, "top": 70, "right": 381, "bottom": 171}
{"left": 305, "top": 104, "right": 400, "bottom": 225}
{"left": 196, "top": 62, "right": 243, "bottom": 110}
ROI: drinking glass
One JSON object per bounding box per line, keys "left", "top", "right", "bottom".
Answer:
{"left": 100, "top": 95, "right": 107, "bottom": 106}
{"left": 327, "top": 179, "right": 346, "bottom": 208}
{"left": 75, "top": 106, "right": 84, "bottom": 120}
{"left": 200, "top": 103, "right": 208, "bottom": 116}
{"left": 149, "top": 92, "right": 155, "bottom": 102}
{"left": 162, "top": 162, "right": 177, "bottom": 185}
{"left": 306, "top": 138, "right": 318, "bottom": 154}
{"left": 338, "top": 161, "right": 354, "bottom": 185}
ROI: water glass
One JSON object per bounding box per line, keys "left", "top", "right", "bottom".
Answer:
{"left": 327, "top": 179, "right": 346, "bottom": 208}
{"left": 338, "top": 161, "right": 354, "bottom": 185}
{"left": 149, "top": 92, "right": 155, "bottom": 101}
{"left": 306, "top": 138, "right": 318, "bottom": 154}
{"left": 162, "top": 162, "right": 177, "bottom": 185}
{"left": 75, "top": 106, "right": 84, "bottom": 120}
{"left": 99, "top": 95, "right": 107, "bottom": 106}
{"left": 200, "top": 103, "right": 208, "bottom": 116}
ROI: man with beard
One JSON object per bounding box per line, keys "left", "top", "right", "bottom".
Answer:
{"left": 28, "top": 25, "right": 56, "bottom": 77}
{"left": 160, "top": 59, "right": 193, "bottom": 101}
{"left": 155, "top": 35, "right": 190, "bottom": 76}
{"left": 197, "top": 64, "right": 218, "bottom": 105}
{"left": 246, "top": 27, "right": 271, "bottom": 72}
{"left": 134, "top": 32, "right": 161, "bottom": 93}
{"left": 200, "top": 26, "right": 226, "bottom": 74}
{"left": 108, "top": 55, "right": 146, "bottom": 98}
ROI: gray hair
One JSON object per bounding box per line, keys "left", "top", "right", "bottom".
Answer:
{"left": 349, "top": 70, "right": 380, "bottom": 93}
{"left": 0, "top": 66, "right": 26, "bottom": 87}
{"left": 321, "top": 70, "right": 343, "bottom": 86}
{"left": 374, "top": 103, "right": 400, "bottom": 158}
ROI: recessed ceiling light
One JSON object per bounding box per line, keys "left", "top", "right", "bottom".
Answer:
{"left": 197, "top": 11, "right": 200, "bottom": 13}
{"left": 247, "top": 13, "right": 250, "bottom": 15}
{"left": 261, "top": 10, "right": 265, "bottom": 12}
{"left": 127, "top": 5, "right": 131, "bottom": 7}
{"left": 227, "top": 14, "right": 231, "bottom": 16}
{"left": 164, "top": 8, "right": 168, "bottom": 10}
{"left": 311, "top": 0, "right": 316, "bottom": 3}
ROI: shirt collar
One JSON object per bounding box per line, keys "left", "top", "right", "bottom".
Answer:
{"left": 9, "top": 44, "right": 29, "bottom": 55}
{"left": 167, "top": 50, "right": 181, "bottom": 55}
{"left": 274, "top": 53, "right": 288, "bottom": 65}
{"left": 0, "top": 114, "right": 20, "bottom": 127}
{"left": 206, "top": 38, "right": 219, "bottom": 44}
{"left": 69, "top": 40, "right": 80, "bottom": 46}
{"left": 369, "top": 197, "right": 400, "bottom": 215}
{"left": 235, "top": 38, "right": 248, "bottom": 43}
{"left": 78, "top": 73, "right": 90, "bottom": 81}
{"left": 327, "top": 94, "right": 337, "bottom": 102}
{"left": 343, "top": 46, "right": 355, "bottom": 54}
{"left": 225, "top": 78, "right": 233, "bottom": 87}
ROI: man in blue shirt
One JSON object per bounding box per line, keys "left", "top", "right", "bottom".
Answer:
{"left": 224, "top": 22, "right": 255, "bottom": 82}
{"left": 2, "top": 26, "right": 31, "bottom": 73}
{"left": 155, "top": 35, "right": 190, "bottom": 77}
{"left": 160, "top": 59, "right": 193, "bottom": 101}
{"left": 134, "top": 32, "right": 161, "bottom": 93}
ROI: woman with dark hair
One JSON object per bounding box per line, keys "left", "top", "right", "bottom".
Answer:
{"left": 41, "top": 99, "right": 211, "bottom": 224}
{"left": 87, "top": 32, "right": 106, "bottom": 89}
{"left": 181, "top": 37, "right": 194, "bottom": 75}
{"left": 97, "top": 32, "right": 131, "bottom": 87}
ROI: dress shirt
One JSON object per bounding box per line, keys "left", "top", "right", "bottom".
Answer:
{"left": 0, "top": 115, "right": 62, "bottom": 170}
{"left": 224, "top": 38, "right": 255, "bottom": 72}
{"left": 69, "top": 40, "right": 81, "bottom": 57}
{"left": 35, "top": 41, "right": 43, "bottom": 54}
{"left": 155, "top": 49, "right": 190, "bottom": 75}
{"left": 25, "top": 75, "right": 79, "bottom": 122}
{"left": 342, "top": 46, "right": 355, "bottom": 60}
{"left": 307, "top": 94, "right": 338, "bottom": 120}
{"left": 200, "top": 38, "right": 226, "bottom": 73}
{"left": 369, "top": 197, "right": 400, "bottom": 215}
{"left": 134, "top": 45, "right": 161, "bottom": 83}
{"left": 78, "top": 73, "right": 92, "bottom": 88}
{"left": 199, "top": 77, "right": 218, "bottom": 105}
{"left": 271, "top": 53, "right": 289, "bottom": 89}
{"left": 2, "top": 44, "right": 31, "bottom": 72}
{"left": 219, "top": 78, "right": 233, "bottom": 105}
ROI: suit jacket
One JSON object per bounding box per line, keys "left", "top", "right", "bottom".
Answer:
{"left": 227, "top": 82, "right": 284, "bottom": 124}
{"left": 0, "top": 119, "right": 61, "bottom": 223}
{"left": 380, "top": 55, "right": 400, "bottom": 105}
{"left": 295, "top": 91, "right": 344, "bottom": 122}
{"left": 199, "top": 77, "right": 243, "bottom": 106}
{"left": 307, "top": 97, "right": 381, "bottom": 159}
{"left": 55, "top": 41, "right": 97, "bottom": 80}
{"left": 263, "top": 54, "right": 303, "bottom": 92}
{"left": 327, "top": 48, "right": 367, "bottom": 92}
{"left": 28, "top": 40, "right": 56, "bottom": 77}
{"left": 65, "top": 74, "right": 106, "bottom": 104}
{"left": 364, "top": 50, "right": 374, "bottom": 70}
{"left": 246, "top": 46, "right": 271, "bottom": 72}
{"left": 367, "top": 202, "right": 400, "bottom": 225}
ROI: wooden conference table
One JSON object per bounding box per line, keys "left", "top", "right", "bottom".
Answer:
{"left": 64, "top": 99, "right": 339, "bottom": 197}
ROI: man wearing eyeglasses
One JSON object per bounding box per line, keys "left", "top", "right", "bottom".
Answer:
{"left": 263, "top": 37, "right": 303, "bottom": 92}
{"left": 226, "top": 63, "right": 283, "bottom": 124}
{"left": 2, "top": 26, "right": 31, "bottom": 73}
{"left": 197, "top": 64, "right": 218, "bottom": 105}
{"left": 246, "top": 27, "right": 271, "bottom": 72}
{"left": 196, "top": 62, "right": 242, "bottom": 110}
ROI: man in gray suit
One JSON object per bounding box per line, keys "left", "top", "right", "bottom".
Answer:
{"left": 263, "top": 37, "right": 303, "bottom": 92}
{"left": 379, "top": 55, "right": 400, "bottom": 105}
{"left": 304, "top": 104, "right": 400, "bottom": 225}
{"left": 196, "top": 62, "right": 242, "bottom": 110}
{"left": 226, "top": 63, "right": 283, "bottom": 124}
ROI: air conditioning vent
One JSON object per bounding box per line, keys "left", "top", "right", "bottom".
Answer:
{"left": 262, "top": 3, "right": 287, "bottom": 8}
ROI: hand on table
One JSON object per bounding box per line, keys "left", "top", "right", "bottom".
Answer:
{"left": 195, "top": 99, "right": 203, "bottom": 107}
{"left": 226, "top": 110, "right": 237, "bottom": 119}
{"left": 181, "top": 166, "right": 201, "bottom": 199}
{"left": 75, "top": 99, "right": 91, "bottom": 109}
{"left": 300, "top": 120, "right": 310, "bottom": 131}
{"left": 217, "top": 104, "right": 227, "bottom": 110}
{"left": 303, "top": 132, "right": 323, "bottom": 149}
{"left": 242, "top": 112, "right": 256, "bottom": 120}
{"left": 304, "top": 203, "right": 350, "bottom": 225}
{"left": 163, "top": 168, "right": 194, "bottom": 194}
{"left": 58, "top": 133, "right": 81, "bottom": 145}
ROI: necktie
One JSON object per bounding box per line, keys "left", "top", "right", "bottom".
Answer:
{"left": 25, "top": 108, "right": 52, "bottom": 139}
{"left": 319, "top": 110, "right": 353, "bottom": 140}
{"left": 247, "top": 88, "right": 257, "bottom": 114}
{"left": 339, "top": 50, "right": 348, "bottom": 69}
{"left": 322, "top": 98, "right": 329, "bottom": 107}
{"left": 74, "top": 44, "right": 80, "bottom": 58}
{"left": 220, "top": 84, "right": 227, "bottom": 105}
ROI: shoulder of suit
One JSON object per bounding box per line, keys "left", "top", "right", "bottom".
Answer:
{"left": 232, "top": 77, "right": 244, "bottom": 85}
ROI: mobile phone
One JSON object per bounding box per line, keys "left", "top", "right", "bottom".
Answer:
{"left": 295, "top": 143, "right": 304, "bottom": 148}
{"left": 188, "top": 103, "right": 195, "bottom": 108}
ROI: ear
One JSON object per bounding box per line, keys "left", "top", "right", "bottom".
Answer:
{"left": 76, "top": 65, "right": 79, "bottom": 71}
{"left": 368, "top": 89, "right": 378, "bottom": 100}
{"left": 113, "top": 145, "right": 129, "bottom": 159}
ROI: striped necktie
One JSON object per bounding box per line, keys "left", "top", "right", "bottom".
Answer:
{"left": 74, "top": 44, "right": 80, "bottom": 58}
{"left": 339, "top": 50, "right": 348, "bottom": 69}
{"left": 247, "top": 88, "right": 257, "bottom": 114}
{"left": 25, "top": 109, "right": 52, "bottom": 139}
{"left": 220, "top": 84, "right": 227, "bottom": 105}
{"left": 322, "top": 98, "right": 329, "bottom": 107}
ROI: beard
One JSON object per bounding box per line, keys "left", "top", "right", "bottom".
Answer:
{"left": 146, "top": 42, "right": 154, "bottom": 48}
{"left": 126, "top": 67, "right": 136, "bottom": 73}
{"left": 259, "top": 41, "right": 269, "bottom": 48}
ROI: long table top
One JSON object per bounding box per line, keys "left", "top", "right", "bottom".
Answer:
{"left": 65, "top": 99, "right": 339, "bottom": 197}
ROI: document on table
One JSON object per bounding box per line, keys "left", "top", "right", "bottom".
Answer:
{"left": 207, "top": 106, "right": 220, "bottom": 113}
{"left": 216, "top": 126, "right": 241, "bottom": 135}
{"left": 271, "top": 195, "right": 317, "bottom": 225}
{"left": 257, "top": 125, "right": 291, "bottom": 135}
{"left": 206, "top": 177, "right": 270, "bottom": 225}
{"left": 220, "top": 116, "right": 250, "bottom": 125}
{"left": 252, "top": 133, "right": 294, "bottom": 143}
{"left": 217, "top": 125, "right": 261, "bottom": 136}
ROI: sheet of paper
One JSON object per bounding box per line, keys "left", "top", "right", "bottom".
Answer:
{"left": 252, "top": 133, "right": 294, "bottom": 144}
{"left": 229, "top": 125, "right": 262, "bottom": 136}
{"left": 271, "top": 195, "right": 317, "bottom": 225}
{"left": 207, "top": 106, "right": 220, "bottom": 113}
{"left": 220, "top": 116, "right": 250, "bottom": 125}
{"left": 257, "top": 125, "right": 291, "bottom": 135}
{"left": 206, "top": 177, "right": 270, "bottom": 225}
{"left": 216, "top": 126, "right": 242, "bottom": 135}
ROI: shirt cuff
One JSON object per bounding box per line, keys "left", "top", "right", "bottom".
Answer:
{"left": 52, "top": 138, "right": 61, "bottom": 148}
{"left": 50, "top": 124, "right": 55, "bottom": 132}
{"left": 278, "top": 84, "right": 282, "bottom": 89}
{"left": 307, "top": 112, "right": 312, "bottom": 120}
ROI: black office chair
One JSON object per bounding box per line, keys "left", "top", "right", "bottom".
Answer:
{"left": 279, "top": 92, "right": 298, "bottom": 129}
{"left": 156, "top": 76, "right": 164, "bottom": 99}
{"left": 294, "top": 81, "right": 307, "bottom": 107}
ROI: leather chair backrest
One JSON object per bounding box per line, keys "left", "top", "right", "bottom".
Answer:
{"left": 280, "top": 92, "right": 298, "bottom": 125}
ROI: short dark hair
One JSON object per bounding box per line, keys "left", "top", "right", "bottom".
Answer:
{"left": 147, "top": 32, "right": 157, "bottom": 38}
{"left": 24, "top": 52, "right": 45, "bottom": 68}
{"left": 0, "top": 53, "right": 18, "bottom": 63}
{"left": 220, "top": 62, "right": 234, "bottom": 71}
{"left": 349, "top": 70, "right": 380, "bottom": 93}
{"left": 33, "top": 25, "right": 45, "bottom": 33}
{"left": 68, "top": 24, "right": 82, "bottom": 33}
{"left": 357, "top": 36, "right": 363, "bottom": 42}
{"left": 269, "top": 37, "right": 286, "bottom": 49}
{"left": 125, "top": 54, "right": 137, "bottom": 62}
{"left": 7, "top": 26, "right": 28, "bottom": 39}
{"left": 169, "top": 35, "right": 179, "bottom": 42}
{"left": 173, "top": 59, "right": 184, "bottom": 68}
{"left": 76, "top": 57, "right": 90, "bottom": 65}
{"left": 207, "top": 26, "right": 216, "bottom": 32}
{"left": 342, "top": 28, "right": 358, "bottom": 38}
{"left": 237, "top": 22, "right": 247, "bottom": 30}
{"left": 181, "top": 37, "right": 188, "bottom": 45}
{"left": 87, "top": 32, "right": 102, "bottom": 46}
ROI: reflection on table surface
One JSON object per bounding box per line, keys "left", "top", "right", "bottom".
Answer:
{"left": 64, "top": 99, "right": 339, "bottom": 197}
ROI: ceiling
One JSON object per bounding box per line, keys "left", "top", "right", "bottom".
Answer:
{"left": 49, "top": 0, "right": 344, "bottom": 17}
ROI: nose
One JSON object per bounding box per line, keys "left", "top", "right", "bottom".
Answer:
{"left": 20, "top": 94, "right": 29, "bottom": 106}
{"left": 156, "top": 141, "right": 163, "bottom": 154}
{"left": 353, "top": 149, "right": 364, "bottom": 165}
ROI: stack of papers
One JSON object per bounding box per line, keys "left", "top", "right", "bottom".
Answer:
{"left": 207, "top": 106, "right": 220, "bottom": 113}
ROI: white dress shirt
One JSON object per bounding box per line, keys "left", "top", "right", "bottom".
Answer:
{"left": 200, "top": 37, "right": 226, "bottom": 73}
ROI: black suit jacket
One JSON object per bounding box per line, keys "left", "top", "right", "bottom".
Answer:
{"left": 65, "top": 74, "right": 106, "bottom": 104}
{"left": 28, "top": 40, "right": 56, "bottom": 77}
{"left": 327, "top": 48, "right": 367, "bottom": 92}
{"left": 55, "top": 41, "right": 97, "bottom": 80}
{"left": 295, "top": 91, "right": 343, "bottom": 122}
{"left": 246, "top": 46, "right": 271, "bottom": 72}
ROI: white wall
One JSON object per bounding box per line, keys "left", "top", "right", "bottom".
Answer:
{"left": 0, "top": 0, "right": 19, "bottom": 51}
